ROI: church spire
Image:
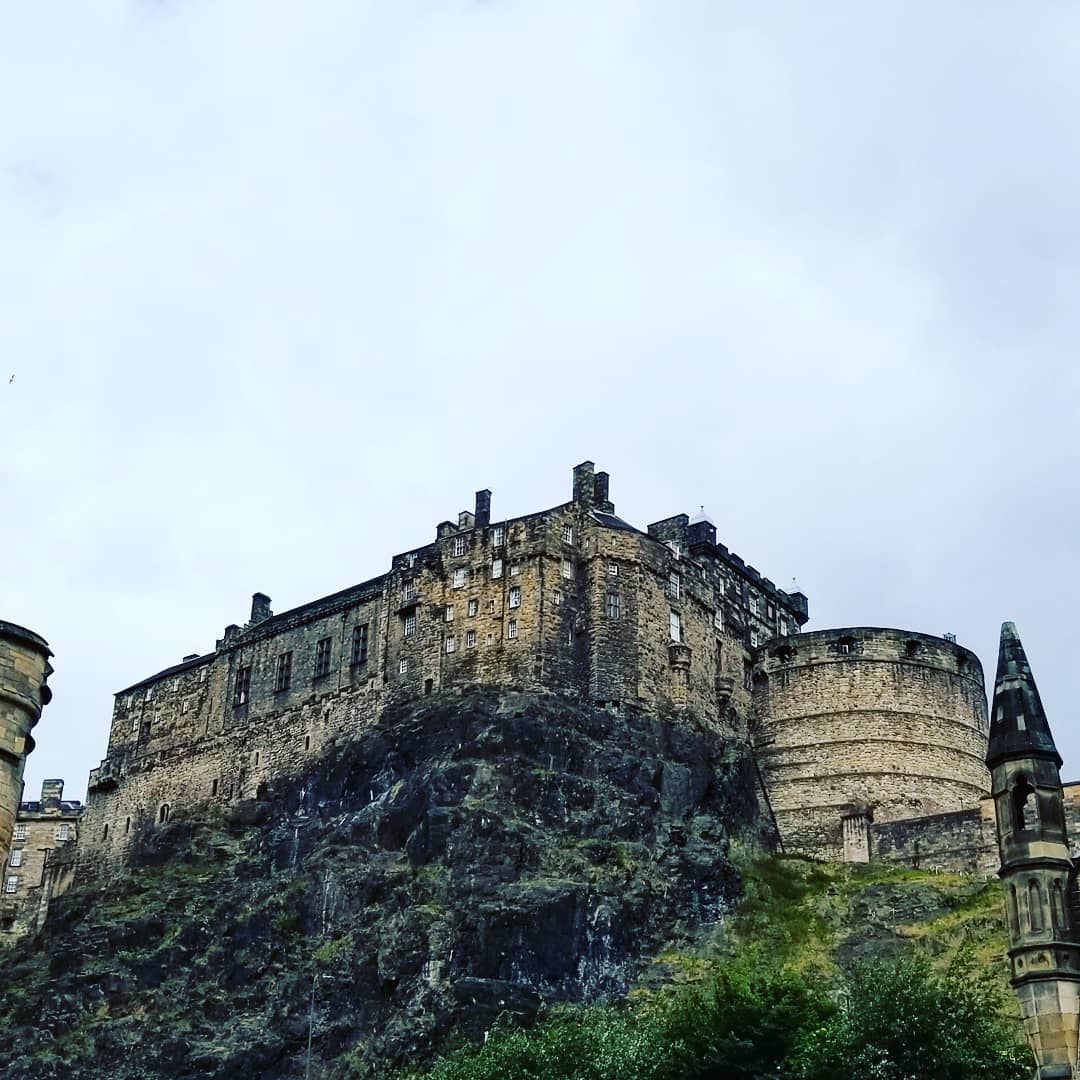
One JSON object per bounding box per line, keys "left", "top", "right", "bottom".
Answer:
{"left": 986, "top": 621, "right": 1061, "bottom": 770}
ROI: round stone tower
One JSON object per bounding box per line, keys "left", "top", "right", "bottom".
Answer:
{"left": 0, "top": 620, "right": 53, "bottom": 863}
{"left": 751, "top": 627, "right": 989, "bottom": 860}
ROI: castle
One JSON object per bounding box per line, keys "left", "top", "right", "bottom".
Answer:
{"left": 6, "top": 461, "right": 1080, "bottom": 1073}
{"left": 71, "top": 462, "right": 995, "bottom": 876}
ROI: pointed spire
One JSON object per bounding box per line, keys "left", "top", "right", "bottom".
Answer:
{"left": 986, "top": 621, "right": 1061, "bottom": 769}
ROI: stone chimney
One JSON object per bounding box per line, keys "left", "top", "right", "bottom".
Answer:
{"left": 572, "top": 461, "right": 596, "bottom": 505}
{"left": 40, "top": 779, "right": 64, "bottom": 811}
{"left": 593, "top": 472, "right": 613, "bottom": 513}
{"left": 249, "top": 593, "right": 273, "bottom": 625}
{"left": 475, "top": 489, "right": 492, "bottom": 528}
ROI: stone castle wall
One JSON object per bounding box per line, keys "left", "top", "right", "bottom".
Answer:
{"left": 0, "top": 622, "right": 52, "bottom": 867}
{"left": 77, "top": 463, "right": 809, "bottom": 880}
{"left": 752, "top": 627, "right": 990, "bottom": 860}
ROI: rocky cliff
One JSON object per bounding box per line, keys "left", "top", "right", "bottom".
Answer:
{"left": 0, "top": 692, "right": 770, "bottom": 1078}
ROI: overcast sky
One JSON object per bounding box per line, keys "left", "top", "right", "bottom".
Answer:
{"left": 3, "top": 2, "right": 1079, "bottom": 802}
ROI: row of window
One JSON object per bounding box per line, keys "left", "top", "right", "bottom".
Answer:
{"left": 8, "top": 824, "right": 71, "bottom": 843}
{"left": 232, "top": 625, "right": 371, "bottom": 706}
{"left": 449, "top": 524, "right": 572, "bottom": 560}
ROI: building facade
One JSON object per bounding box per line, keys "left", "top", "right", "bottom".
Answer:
{"left": 74, "top": 461, "right": 995, "bottom": 879}
{"left": 1, "top": 779, "right": 82, "bottom": 940}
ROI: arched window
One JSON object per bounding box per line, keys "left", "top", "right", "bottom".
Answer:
{"left": 158, "top": 803, "right": 170, "bottom": 825}
{"left": 1052, "top": 880, "right": 1068, "bottom": 932}
{"left": 1029, "top": 879, "right": 1045, "bottom": 932}
{"left": 1013, "top": 776, "right": 1039, "bottom": 831}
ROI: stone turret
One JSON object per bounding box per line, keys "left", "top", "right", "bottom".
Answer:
{"left": 0, "top": 621, "right": 53, "bottom": 866}
{"left": 987, "top": 622, "right": 1080, "bottom": 1079}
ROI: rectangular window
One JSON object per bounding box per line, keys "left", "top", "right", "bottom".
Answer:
{"left": 314, "top": 637, "right": 332, "bottom": 677}
{"left": 507, "top": 619, "right": 518, "bottom": 640}
{"left": 665, "top": 540, "right": 681, "bottom": 558}
{"left": 509, "top": 586, "right": 521, "bottom": 609}
{"left": 467, "top": 599, "right": 479, "bottom": 617}
{"left": 779, "top": 619, "right": 789, "bottom": 637}
{"left": 466, "top": 630, "right": 477, "bottom": 648}
{"left": 749, "top": 595, "right": 760, "bottom": 617}
{"left": 12, "top": 825, "right": 25, "bottom": 841}
{"left": 399, "top": 658, "right": 409, "bottom": 674}
{"left": 453, "top": 535, "right": 467, "bottom": 557}
{"left": 487, "top": 598, "right": 496, "bottom": 614}
{"left": 452, "top": 568, "right": 466, "bottom": 589}
{"left": 352, "top": 624, "right": 369, "bottom": 665}
{"left": 743, "top": 659, "right": 754, "bottom": 691}
{"left": 607, "top": 563, "right": 619, "bottom": 576}
{"left": 491, "top": 558, "right": 503, "bottom": 579}
{"left": 492, "top": 526, "right": 505, "bottom": 547}
{"left": 750, "top": 630, "right": 761, "bottom": 648}
{"left": 403, "top": 612, "right": 416, "bottom": 638}
{"left": 56, "top": 824, "right": 71, "bottom": 842}
{"left": 561, "top": 558, "right": 573, "bottom": 579}
{"left": 445, "top": 605, "right": 455, "bottom": 622}
{"left": 669, "top": 611, "right": 682, "bottom": 642}
{"left": 552, "top": 589, "right": 563, "bottom": 607}
{"left": 131, "top": 713, "right": 139, "bottom": 732}
{"left": 767, "top": 602, "right": 776, "bottom": 620}
{"left": 668, "top": 572, "right": 681, "bottom": 601}
{"left": 403, "top": 580, "right": 416, "bottom": 602}
{"left": 509, "top": 562, "right": 520, "bottom": 576}
{"left": 9, "top": 849, "right": 22, "bottom": 867}
{"left": 562, "top": 524, "right": 574, "bottom": 544}
{"left": 714, "top": 609, "right": 724, "bottom": 631}
{"left": 233, "top": 664, "right": 252, "bottom": 706}
{"left": 445, "top": 636, "right": 456, "bottom": 654}
{"left": 275, "top": 651, "right": 293, "bottom": 693}
{"left": 567, "top": 626, "right": 574, "bottom": 646}
{"left": 606, "top": 593, "right": 620, "bottom": 619}
{"left": 4, "top": 877, "right": 17, "bottom": 894}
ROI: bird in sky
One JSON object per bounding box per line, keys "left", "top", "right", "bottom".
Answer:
{"left": 8, "top": 374, "right": 13, "bottom": 384}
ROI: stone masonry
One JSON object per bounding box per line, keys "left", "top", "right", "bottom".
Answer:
{"left": 0, "top": 621, "right": 53, "bottom": 871}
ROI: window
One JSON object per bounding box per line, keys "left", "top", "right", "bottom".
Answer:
{"left": 405, "top": 552, "right": 417, "bottom": 569}
{"left": 779, "top": 619, "right": 788, "bottom": 637}
{"left": 767, "top": 602, "right": 776, "bottom": 620}
{"left": 567, "top": 626, "right": 574, "bottom": 646}
{"left": 562, "top": 524, "right": 574, "bottom": 544}
{"left": 403, "top": 580, "right": 416, "bottom": 602}
{"left": 467, "top": 599, "right": 479, "bottom": 617}
{"left": 56, "top": 824, "right": 71, "bottom": 842}
{"left": 159, "top": 804, "right": 170, "bottom": 824}
{"left": 665, "top": 540, "right": 681, "bottom": 558}
{"left": 606, "top": 593, "right": 620, "bottom": 619}
{"left": 4, "top": 877, "right": 17, "bottom": 894}
{"left": 487, "top": 598, "right": 497, "bottom": 614}
{"left": 466, "top": 630, "right": 477, "bottom": 648}
{"left": 352, "top": 624, "right": 369, "bottom": 665}
{"left": 200, "top": 667, "right": 208, "bottom": 683}
{"left": 399, "top": 658, "right": 409, "bottom": 674}
{"left": 304, "top": 735, "right": 311, "bottom": 751}
{"left": 145, "top": 688, "right": 153, "bottom": 702}
{"left": 9, "top": 850, "right": 22, "bottom": 868}
{"left": 453, "top": 568, "right": 466, "bottom": 589}
{"left": 750, "top": 630, "right": 761, "bottom": 648}
{"left": 509, "top": 562, "right": 520, "bottom": 576}
{"left": 314, "top": 637, "right": 333, "bottom": 677}
{"left": 131, "top": 713, "right": 139, "bottom": 732}
{"left": 492, "top": 558, "right": 503, "bottom": 579}
{"left": 125, "top": 817, "right": 131, "bottom": 834}
{"left": 275, "top": 651, "right": 293, "bottom": 693}
{"left": 453, "top": 535, "right": 467, "bottom": 557}
{"left": 561, "top": 558, "right": 573, "bottom": 579}
{"left": 492, "top": 526, "right": 505, "bottom": 547}
{"left": 507, "top": 619, "right": 518, "bottom": 640}
{"left": 233, "top": 665, "right": 252, "bottom": 707}
{"left": 403, "top": 612, "right": 416, "bottom": 638}
{"left": 714, "top": 609, "right": 724, "bottom": 631}
{"left": 12, "top": 825, "right": 25, "bottom": 841}
{"left": 668, "top": 571, "right": 681, "bottom": 600}
{"left": 749, "top": 595, "right": 760, "bottom": 617}
{"left": 211, "top": 779, "right": 219, "bottom": 797}
{"left": 743, "top": 659, "right": 754, "bottom": 691}
{"left": 253, "top": 751, "right": 260, "bottom": 767}
{"left": 607, "top": 563, "right": 619, "bottom": 576}
{"left": 552, "top": 589, "right": 563, "bottom": 607}
{"left": 669, "top": 611, "right": 682, "bottom": 642}
{"left": 445, "top": 636, "right": 456, "bottom": 654}
{"left": 445, "top": 605, "right": 455, "bottom": 622}
{"left": 509, "top": 586, "right": 521, "bottom": 609}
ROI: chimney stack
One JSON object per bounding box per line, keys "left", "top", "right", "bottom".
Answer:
{"left": 475, "top": 489, "right": 492, "bottom": 528}
{"left": 250, "top": 593, "right": 273, "bottom": 625}
{"left": 40, "top": 778, "right": 64, "bottom": 810}
{"left": 572, "top": 461, "right": 596, "bottom": 505}
{"left": 593, "top": 471, "right": 612, "bottom": 513}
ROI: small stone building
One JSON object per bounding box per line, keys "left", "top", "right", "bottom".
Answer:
{"left": 1, "top": 779, "right": 82, "bottom": 941}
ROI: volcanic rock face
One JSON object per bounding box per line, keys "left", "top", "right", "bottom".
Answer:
{"left": 1, "top": 693, "right": 770, "bottom": 1078}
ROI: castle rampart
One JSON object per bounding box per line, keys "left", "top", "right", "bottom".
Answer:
{"left": 0, "top": 621, "right": 53, "bottom": 868}
{"left": 751, "top": 627, "right": 990, "bottom": 860}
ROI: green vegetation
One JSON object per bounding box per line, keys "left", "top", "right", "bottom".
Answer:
{"left": 406, "top": 856, "right": 1033, "bottom": 1080}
